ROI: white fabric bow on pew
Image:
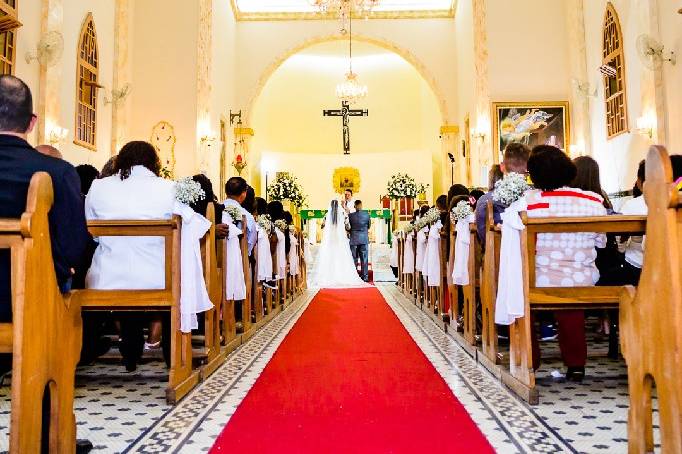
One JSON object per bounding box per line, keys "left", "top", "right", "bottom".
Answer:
{"left": 257, "top": 227, "right": 274, "bottom": 282}
{"left": 403, "top": 232, "right": 415, "bottom": 274}
{"left": 173, "top": 202, "right": 214, "bottom": 333}
{"left": 494, "top": 198, "right": 527, "bottom": 325}
{"left": 223, "top": 221, "right": 246, "bottom": 301}
{"left": 452, "top": 215, "right": 475, "bottom": 285}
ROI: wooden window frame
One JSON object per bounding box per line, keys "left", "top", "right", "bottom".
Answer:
{"left": 74, "top": 12, "right": 99, "bottom": 151}
{"left": 602, "top": 2, "right": 629, "bottom": 139}
{"left": 0, "top": 0, "right": 20, "bottom": 76}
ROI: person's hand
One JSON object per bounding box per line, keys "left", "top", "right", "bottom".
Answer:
{"left": 215, "top": 223, "right": 229, "bottom": 239}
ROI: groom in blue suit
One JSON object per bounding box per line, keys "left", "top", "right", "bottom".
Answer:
{"left": 348, "top": 200, "right": 371, "bottom": 282}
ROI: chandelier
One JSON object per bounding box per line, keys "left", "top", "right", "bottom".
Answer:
{"left": 310, "top": 0, "right": 381, "bottom": 32}
{"left": 336, "top": 15, "right": 367, "bottom": 104}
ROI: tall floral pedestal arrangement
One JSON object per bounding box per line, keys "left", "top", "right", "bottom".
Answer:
{"left": 267, "top": 173, "right": 308, "bottom": 228}
{"left": 386, "top": 173, "right": 418, "bottom": 230}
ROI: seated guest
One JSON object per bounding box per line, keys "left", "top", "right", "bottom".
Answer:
{"left": 76, "top": 164, "right": 100, "bottom": 197}
{"left": 36, "top": 143, "right": 63, "bottom": 159}
{"left": 224, "top": 177, "right": 257, "bottom": 256}
{"left": 598, "top": 155, "right": 682, "bottom": 286}
{"left": 447, "top": 184, "right": 469, "bottom": 207}
{"left": 470, "top": 189, "right": 485, "bottom": 204}
{"left": 242, "top": 185, "right": 256, "bottom": 217}
{"left": 0, "top": 75, "right": 89, "bottom": 318}
{"left": 268, "top": 201, "right": 289, "bottom": 281}
{"left": 488, "top": 164, "right": 503, "bottom": 190}
{"left": 85, "top": 141, "right": 176, "bottom": 371}
{"left": 100, "top": 155, "right": 117, "bottom": 178}
{"left": 475, "top": 142, "right": 530, "bottom": 242}
{"left": 0, "top": 75, "right": 92, "bottom": 452}
{"left": 525, "top": 145, "right": 608, "bottom": 381}
{"left": 191, "top": 174, "right": 227, "bottom": 239}
{"left": 255, "top": 197, "right": 268, "bottom": 218}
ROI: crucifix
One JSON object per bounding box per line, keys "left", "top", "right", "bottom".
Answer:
{"left": 323, "top": 101, "right": 368, "bottom": 155}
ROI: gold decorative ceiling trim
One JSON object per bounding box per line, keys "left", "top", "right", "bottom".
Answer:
{"left": 229, "top": 0, "right": 456, "bottom": 21}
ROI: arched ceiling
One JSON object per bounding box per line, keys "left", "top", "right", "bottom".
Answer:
{"left": 251, "top": 39, "right": 442, "bottom": 156}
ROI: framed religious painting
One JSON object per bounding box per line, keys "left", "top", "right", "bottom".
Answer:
{"left": 491, "top": 101, "right": 570, "bottom": 162}
{"left": 332, "top": 167, "right": 361, "bottom": 195}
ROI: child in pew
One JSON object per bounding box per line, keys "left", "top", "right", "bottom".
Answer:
{"left": 525, "top": 145, "right": 608, "bottom": 382}
{"left": 597, "top": 155, "right": 682, "bottom": 287}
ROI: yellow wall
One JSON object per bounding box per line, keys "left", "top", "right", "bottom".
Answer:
{"left": 250, "top": 40, "right": 442, "bottom": 207}
{"left": 129, "top": 0, "right": 200, "bottom": 178}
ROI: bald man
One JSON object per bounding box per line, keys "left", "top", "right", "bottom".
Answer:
{"left": 36, "top": 144, "right": 63, "bottom": 159}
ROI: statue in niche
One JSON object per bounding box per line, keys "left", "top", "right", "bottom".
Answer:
{"left": 150, "top": 121, "right": 177, "bottom": 179}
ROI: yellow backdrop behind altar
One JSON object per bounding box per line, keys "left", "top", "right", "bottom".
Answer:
{"left": 260, "top": 150, "right": 433, "bottom": 210}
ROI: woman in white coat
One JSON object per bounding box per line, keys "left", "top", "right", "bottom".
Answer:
{"left": 85, "top": 142, "right": 182, "bottom": 371}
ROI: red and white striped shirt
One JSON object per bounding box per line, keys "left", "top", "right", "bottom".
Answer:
{"left": 525, "top": 187, "right": 607, "bottom": 287}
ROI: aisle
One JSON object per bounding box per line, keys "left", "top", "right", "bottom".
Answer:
{"left": 210, "top": 288, "right": 493, "bottom": 453}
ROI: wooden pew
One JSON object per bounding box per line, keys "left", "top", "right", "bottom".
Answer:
{"left": 480, "top": 202, "right": 501, "bottom": 369}
{"left": 621, "top": 145, "right": 682, "bottom": 453}
{"left": 446, "top": 221, "right": 478, "bottom": 354}
{"left": 0, "top": 172, "right": 81, "bottom": 453}
{"left": 505, "top": 212, "right": 646, "bottom": 403}
{"left": 72, "top": 216, "right": 199, "bottom": 404}
{"left": 199, "top": 204, "right": 226, "bottom": 379}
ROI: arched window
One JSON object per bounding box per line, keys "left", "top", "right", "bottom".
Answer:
{"left": 602, "top": 3, "right": 628, "bottom": 138}
{"left": 0, "top": 0, "right": 21, "bottom": 75}
{"left": 75, "top": 13, "right": 99, "bottom": 150}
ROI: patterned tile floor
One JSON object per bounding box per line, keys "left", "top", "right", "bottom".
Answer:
{"left": 0, "top": 244, "right": 650, "bottom": 453}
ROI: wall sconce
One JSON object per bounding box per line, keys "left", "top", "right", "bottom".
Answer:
{"left": 48, "top": 126, "right": 68, "bottom": 145}
{"left": 635, "top": 115, "right": 655, "bottom": 139}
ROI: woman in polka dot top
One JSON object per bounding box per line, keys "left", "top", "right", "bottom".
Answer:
{"left": 524, "top": 145, "right": 607, "bottom": 381}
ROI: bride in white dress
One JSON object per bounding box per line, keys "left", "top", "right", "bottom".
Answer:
{"left": 312, "top": 199, "right": 367, "bottom": 288}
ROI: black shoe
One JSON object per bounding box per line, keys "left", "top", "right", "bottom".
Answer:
{"left": 566, "top": 366, "right": 585, "bottom": 382}
{"left": 79, "top": 337, "right": 112, "bottom": 366}
{"left": 76, "top": 439, "right": 94, "bottom": 454}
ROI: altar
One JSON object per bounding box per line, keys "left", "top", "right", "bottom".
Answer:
{"left": 300, "top": 209, "right": 393, "bottom": 245}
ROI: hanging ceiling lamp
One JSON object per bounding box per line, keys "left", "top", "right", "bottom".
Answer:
{"left": 310, "top": 0, "right": 380, "bottom": 33}
{"left": 336, "top": 14, "right": 367, "bottom": 104}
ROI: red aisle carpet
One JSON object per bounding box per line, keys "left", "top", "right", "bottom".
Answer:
{"left": 210, "top": 288, "right": 493, "bottom": 453}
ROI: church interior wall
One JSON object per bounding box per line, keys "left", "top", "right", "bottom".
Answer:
{"left": 453, "top": 0, "right": 475, "bottom": 186}
{"left": 129, "top": 0, "right": 200, "bottom": 178}
{"left": 14, "top": 0, "right": 41, "bottom": 146}
{"left": 15, "top": 0, "right": 116, "bottom": 169}
{"left": 581, "top": 0, "right": 678, "bottom": 193}
{"left": 657, "top": 0, "right": 681, "bottom": 157}
{"left": 207, "top": 0, "right": 238, "bottom": 192}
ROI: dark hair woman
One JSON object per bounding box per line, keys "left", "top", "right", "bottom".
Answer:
{"left": 447, "top": 184, "right": 470, "bottom": 206}
{"left": 255, "top": 197, "right": 268, "bottom": 217}
{"left": 572, "top": 156, "right": 613, "bottom": 211}
{"left": 190, "top": 174, "right": 224, "bottom": 226}
{"left": 524, "top": 145, "right": 608, "bottom": 382}
{"left": 114, "top": 141, "right": 161, "bottom": 180}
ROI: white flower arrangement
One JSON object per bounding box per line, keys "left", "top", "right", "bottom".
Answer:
{"left": 492, "top": 172, "right": 530, "bottom": 207}
{"left": 175, "top": 177, "right": 205, "bottom": 205}
{"left": 224, "top": 205, "right": 242, "bottom": 225}
{"left": 450, "top": 200, "right": 474, "bottom": 224}
{"left": 423, "top": 207, "right": 441, "bottom": 225}
{"left": 257, "top": 214, "right": 273, "bottom": 235}
{"left": 416, "top": 183, "right": 430, "bottom": 194}
{"left": 386, "top": 173, "right": 418, "bottom": 200}
{"left": 274, "top": 219, "right": 287, "bottom": 231}
{"left": 267, "top": 173, "right": 308, "bottom": 208}
{"left": 289, "top": 225, "right": 297, "bottom": 233}
{"left": 402, "top": 223, "right": 415, "bottom": 234}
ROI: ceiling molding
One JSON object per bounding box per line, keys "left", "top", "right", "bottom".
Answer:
{"left": 230, "top": 0, "right": 456, "bottom": 21}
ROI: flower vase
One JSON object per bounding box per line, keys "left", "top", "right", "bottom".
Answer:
{"left": 418, "top": 192, "right": 427, "bottom": 201}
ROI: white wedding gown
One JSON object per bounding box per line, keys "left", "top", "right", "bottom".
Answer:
{"left": 312, "top": 203, "right": 367, "bottom": 289}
